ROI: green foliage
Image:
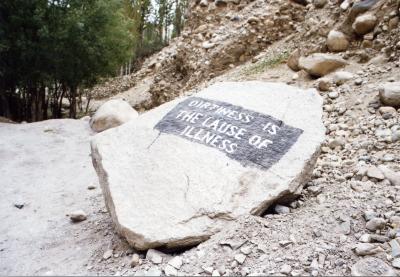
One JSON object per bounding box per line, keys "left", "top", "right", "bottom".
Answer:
{"left": 243, "top": 51, "right": 290, "bottom": 76}
{"left": 0, "top": 0, "right": 134, "bottom": 120}
{"left": 0, "top": 0, "right": 188, "bottom": 121}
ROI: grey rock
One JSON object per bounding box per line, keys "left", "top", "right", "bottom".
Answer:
{"left": 354, "top": 243, "right": 384, "bottom": 256}
{"left": 90, "top": 99, "right": 138, "bottom": 133}
{"left": 274, "top": 205, "right": 290, "bottom": 214}
{"left": 318, "top": 78, "right": 333, "bottom": 91}
{"left": 392, "top": 258, "right": 400, "bottom": 269}
{"left": 146, "top": 249, "right": 164, "bottom": 264}
{"left": 366, "top": 167, "right": 385, "bottom": 180}
{"left": 164, "top": 265, "right": 178, "bottom": 276}
{"left": 146, "top": 267, "right": 162, "bottom": 276}
{"left": 103, "top": 249, "right": 113, "bottom": 260}
{"left": 379, "top": 82, "right": 400, "bottom": 108}
{"left": 313, "top": 0, "right": 327, "bottom": 8}
{"left": 332, "top": 71, "right": 354, "bottom": 85}
{"left": 390, "top": 239, "right": 400, "bottom": 258}
{"left": 370, "top": 234, "right": 390, "bottom": 243}
{"left": 69, "top": 210, "right": 87, "bottom": 222}
{"left": 280, "top": 264, "right": 292, "bottom": 275}
{"left": 351, "top": 257, "right": 396, "bottom": 276}
{"left": 299, "top": 53, "right": 348, "bottom": 77}
{"left": 327, "top": 30, "right": 349, "bottom": 52}
{"left": 353, "top": 14, "right": 378, "bottom": 35}
{"left": 287, "top": 49, "right": 301, "bottom": 72}
{"left": 375, "top": 128, "right": 393, "bottom": 142}
{"left": 168, "top": 256, "right": 183, "bottom": 269}
{"left": 378, "top": 165, "right": 400, "bottom": 186}
{"left": 130, "top": 254, "right": 140, "bottom": 267}
{"left": 366, "top": 218, "right": 386, "bottom": 231}
{"left": 235, "top": 254, "right": 246, "bottom": 264}
{"left": 215, "top": 0, "right": 227, "bottom": 7}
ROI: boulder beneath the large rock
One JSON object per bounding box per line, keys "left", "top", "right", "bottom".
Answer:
{"left": 91, "top": 82, "right": 325, "bottom": 250}
{"left": 90, "top": 99, "right": 139, "bottom": 132}
{"left": 299, "top": 53, "right": 348, "bottom": 77}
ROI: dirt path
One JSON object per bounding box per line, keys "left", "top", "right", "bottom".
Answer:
{"left": 0, "top": 119, "right": 119, "bottom": 275}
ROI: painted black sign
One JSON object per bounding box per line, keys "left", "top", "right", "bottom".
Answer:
{"left": 154, "top": 97, "right": 303, "bottom": 170}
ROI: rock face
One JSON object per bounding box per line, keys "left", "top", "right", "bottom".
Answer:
{"left": 91, "top": 82, "right": 325, "bottom": 250}
{"left": 379, "top": 82, "right": 400, "bottom": 107}
{"left": 327, "top": 30, "right": 349, "bottom": 52}
{"left": 299, "top": 53, "right": 348, "bottom": 77}
{"left": 90, "top": 99, "right": 139, "bottom": 132}
{"left": 352, "top": 14, "right": 377, "bottom": 35}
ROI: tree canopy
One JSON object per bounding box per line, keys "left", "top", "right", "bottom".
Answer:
{"left": 0, "top": 0, "right": 187, "bottom": 122}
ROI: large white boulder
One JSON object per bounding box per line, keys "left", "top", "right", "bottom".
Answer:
{"left": 90, "top": 99, "right": 138, "bottom": 132}
{"left": 299, "top": 53, "right": 348, "bottom": 77}
{"left": 91, "top": 82, "right": 325, "bottom": 250}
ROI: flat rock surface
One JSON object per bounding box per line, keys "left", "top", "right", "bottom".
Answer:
{"left": 91, "top": 81, "right": 325, "bottom": 250}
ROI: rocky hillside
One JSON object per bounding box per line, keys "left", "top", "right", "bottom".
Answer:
{"left": 89, "top": 0, "right": 399, "bottom": 110}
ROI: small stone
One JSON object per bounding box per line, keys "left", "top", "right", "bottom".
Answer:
{"left": 364, "top": 210, "right": 378, "bottom": 221}
{"left": 130, "top": 254, "right": 140, "bottom": 267}
{"left": 353, "top": 14, "right": 378, "bottom": 35}
{"left": 359, "top": 234, "right": 371, "bottom": 243}
{"left": 280, "top": 264, "right": 292, "bottom": 275}
{"left": 390, "top": 239, "right": 400, "bottom": 258}
{"left": 103, "top": 249, "right": 113, "bottom": 260}
{"left": 234, "top": 254, "right": 246, "bottom": 264}
{"left": 240, "top": 246, "right": 252, "bottom": 255}
{"left": 212, "top": 270, "right": 221, "bottom": 276}
{"left": 366, "top": 218, "right": 386, "bottom": 231}
{"left": 328, "top": 91, "right": 339, "bottom": 99}
{"left": 318, "top": 78, "right": 333, "bottom": 91}
{"left": 351, "top": 257, "right": 396, "bottom": 276}
{"left": 340, "top": 0, "right": 350, "bottom": 10}
{"left": 299, "top": 53, "right": 348, "bottom": 77}
{"left": 164, "top": 265, "right": 178, "bottom": 276}
{"left": 366, "top": 167, "right": 385, "bottom": 180}
{"left": 378, "top": 106, "right": 397, "bottom": 117}
{"left": 69, "top": 210, "right": 87, "bottom": 222}
{"left": 168, "top": 256, "right": 183, "bottom": 269}
{"left": 354, "top": 243, "right": 384, "bottom": 256}
{"left": 279, "top": 240, "right": 293, "bottom": 247}
{"left": 327, "top": 30, "right": 349, "bottom": 52}
{"left": 332, "top": 71, "right": 354, "bottom": 85}
{"left": 90, "top": 99, "right": 138, "bottom": 132}
{"left": 378, "top": 165, "right": 400, "bottom": 186}
{"left": 203, "top": 266, "right": 214, "bottom": 274}
{"left": 287, "top": 49, "right": 301, "bottom": 72}
{"left": 379, "top": 82, "right": 400, "bottom": 108}
{"left": 87, "top": 184, "right": 96, "bottom": 190}
{"left": 14, "top": 203, "right": 24, "bottom": 209}
{"left": 313, "top": 0, "right": 327, "bottom": 8}
{"left": 369, "top": 234, "right": 389, "bottom": 243}
{"left": 215, "top": 0, "right": 227, "bottom": 7}
{"left": 146, "top": 267, "right": 162, "bottom": 276}
{"left": 274, "top": 204, "right": 290, "bottom": 214}
{"left": 146, "top": 249, "right": 164, "bottom": 264}
{"left": 392, "top": 258, "right": 400, "bottom": 269}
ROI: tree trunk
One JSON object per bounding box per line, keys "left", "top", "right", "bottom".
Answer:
{"left": 69, "top": 86, "right": 77, "bottom": 119}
